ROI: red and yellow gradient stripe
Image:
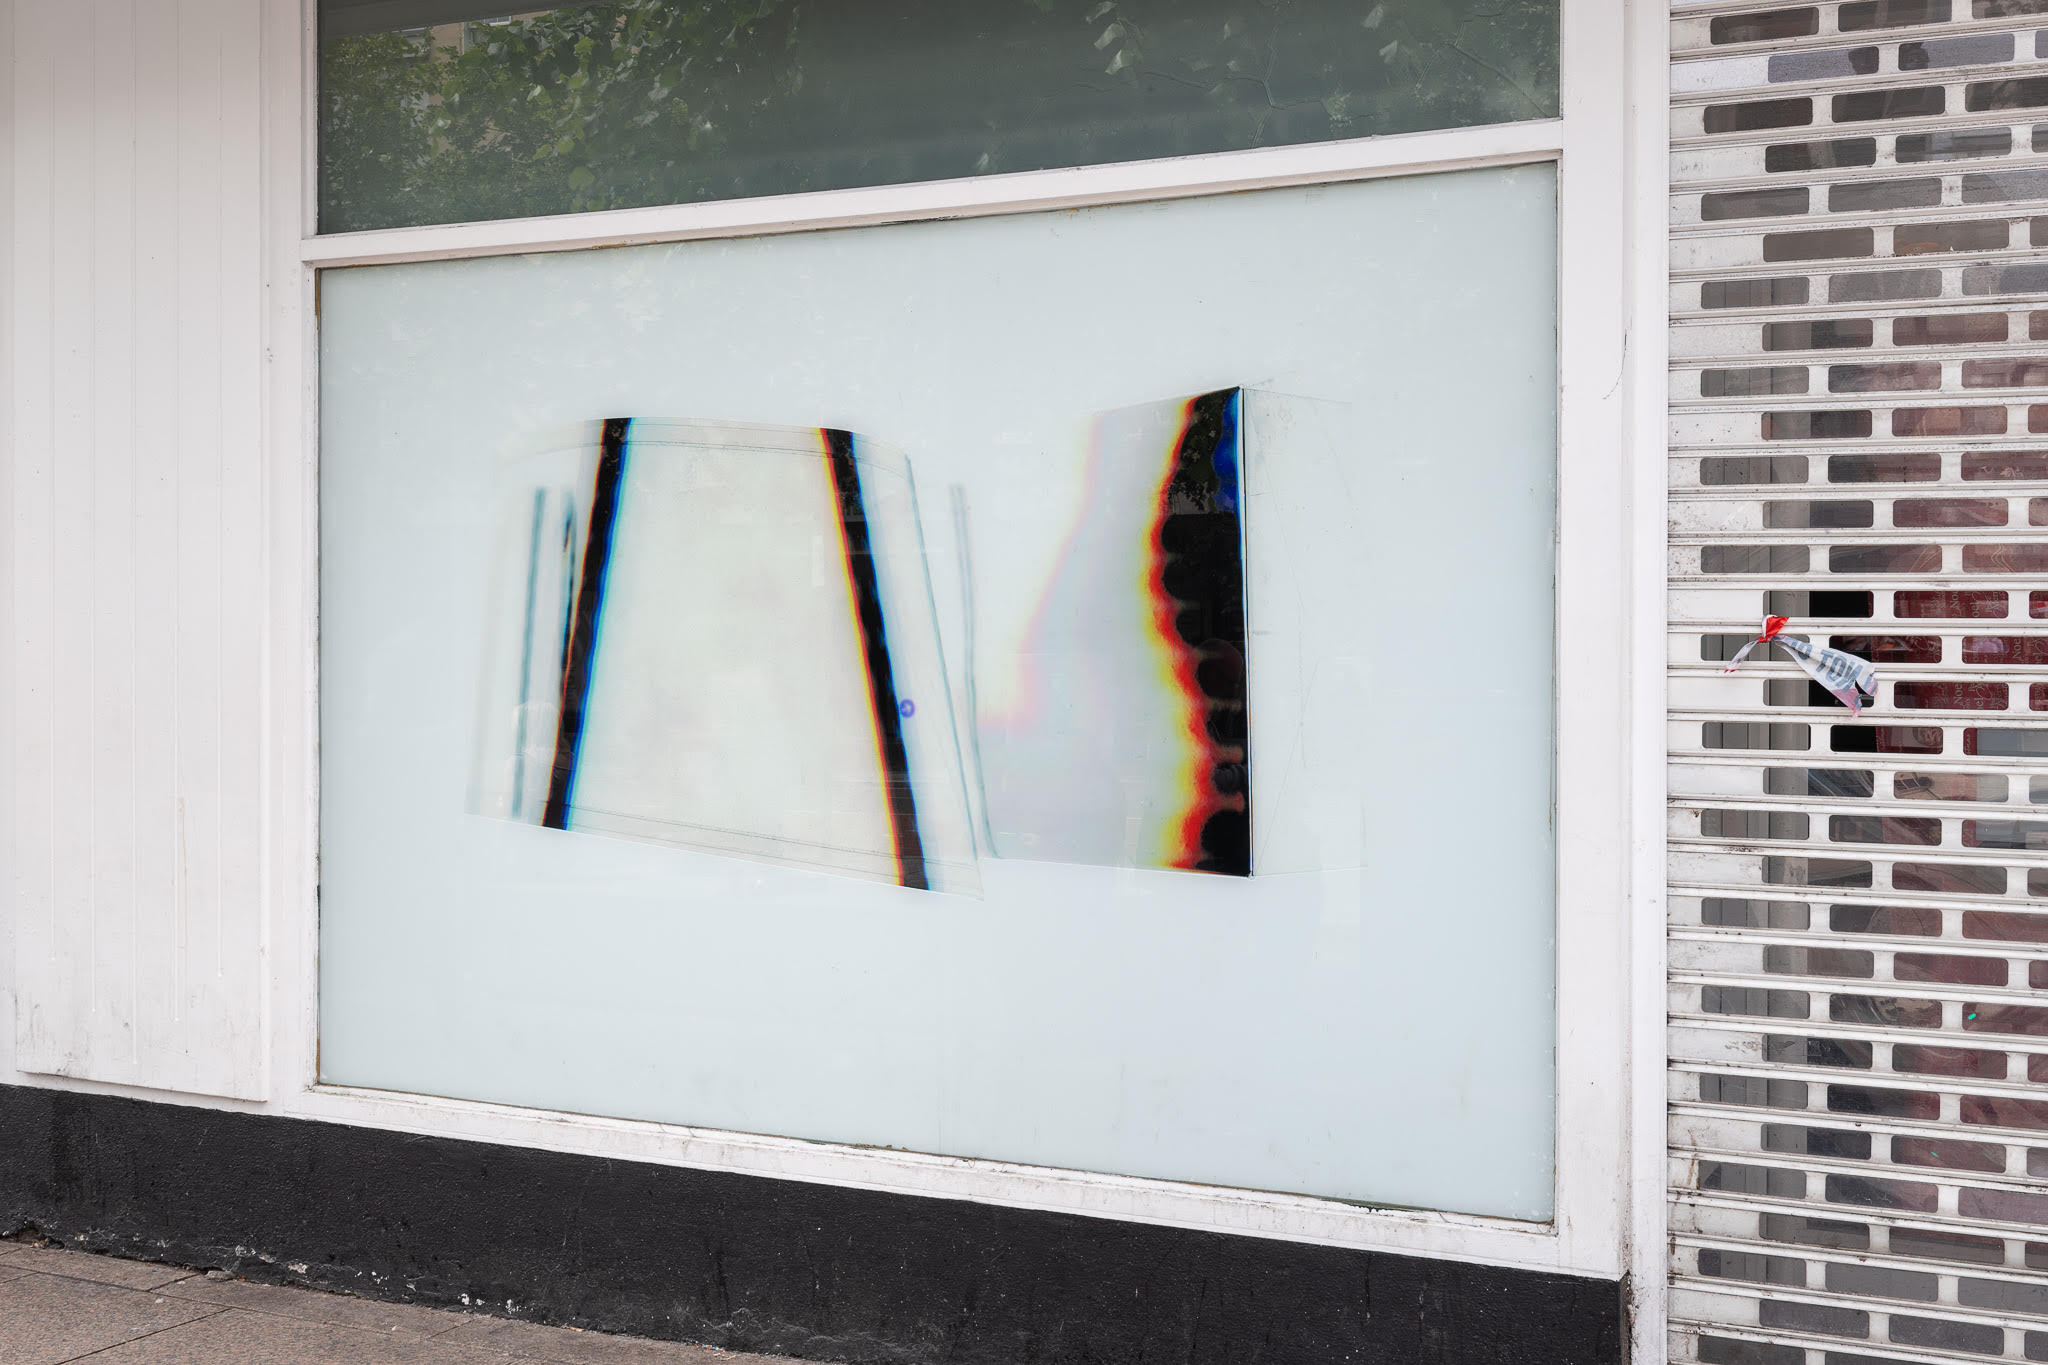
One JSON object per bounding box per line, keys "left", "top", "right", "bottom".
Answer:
{"left": 1140, "top": 396, "right": 1240, "bottom": 871}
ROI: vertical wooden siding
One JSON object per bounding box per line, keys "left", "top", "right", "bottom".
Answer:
{"left": 7, "top": 0, "right": 268, "bottom": 1100}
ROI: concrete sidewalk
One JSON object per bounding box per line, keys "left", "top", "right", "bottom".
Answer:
{"left": 0, "top": 1240, "right": 801, "bottom": 1364}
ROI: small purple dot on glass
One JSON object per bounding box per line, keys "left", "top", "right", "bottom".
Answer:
{"left": 898, "top": 699, "right": 916, "bottom": 718}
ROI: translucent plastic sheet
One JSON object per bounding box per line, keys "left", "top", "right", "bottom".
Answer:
{"left": 470, "top": 420, "right": 978, "bottom": 893}
{"left": 975, "top": 389, "right": 1249, "bottom": 875}
{"left": 468, "top": 391, "right": 1376, "bottom": 889}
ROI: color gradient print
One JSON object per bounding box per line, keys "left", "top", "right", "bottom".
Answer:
{"left": 1145, "top": 390, "right": 1250, "bottom": 875}
{"left": 470, "top": 419, "right": 978, "bottom": 895}
{"left": 976, "top": 388, "right": 1253, "bottom": 877}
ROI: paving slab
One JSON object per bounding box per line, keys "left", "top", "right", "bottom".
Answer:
{"left": 160, "top": 1276, "right": 476, "bottom": 1342}
{"left": 441, "top": 1314, "right": 803, "bottom": 1364}
{"left": 6, "top": 1246, "right": 199, "bottom": 1291}
{"left": 0, "top": 1271, "right": 221, "bottom": 1365}
{"left": 83, "top": 1310, "right": 504, "bottom": 1365}
{"left": 0, "top": 1246, "right": 820, "bottom": 1365}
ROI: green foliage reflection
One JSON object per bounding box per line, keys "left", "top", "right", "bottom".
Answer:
{"left": 319, "top": 0, "right": 1558, "bottom": 232}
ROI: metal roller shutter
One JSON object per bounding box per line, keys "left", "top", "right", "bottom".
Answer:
{"left": 1670, "top": 0, "right": 2048, "bottom": 1359}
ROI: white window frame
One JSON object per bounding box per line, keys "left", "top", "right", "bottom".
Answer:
{"left": 260, "top": 0, "right": 1669, "bottom": 1352}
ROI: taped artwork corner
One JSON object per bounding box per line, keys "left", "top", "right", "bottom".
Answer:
{"left": 469, "top": 391, "right": 1261, "bottom": 895}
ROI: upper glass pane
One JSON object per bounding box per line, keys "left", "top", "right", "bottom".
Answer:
{"left": 317, "top": 0, "right": 1560, "bottom": 232}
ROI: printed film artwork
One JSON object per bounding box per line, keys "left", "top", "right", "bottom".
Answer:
{"left": 471, "top": 391, "right": 1258, "bottom": 892}
{"left": 976, "top": 389, "right": 1251, "bottom": 877}
{"left": 470, "top": 419, "right": 981, "bottom": 894}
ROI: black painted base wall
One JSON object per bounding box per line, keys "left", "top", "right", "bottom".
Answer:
{"left": 0, "top": 1084, "right": 1623, "bottom": 1364}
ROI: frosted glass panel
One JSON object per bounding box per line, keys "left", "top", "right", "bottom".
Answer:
{"left": 319, "top": 166, "right": 1559, "bottom": 1218}
{"left": 316, "top": 0, "right": 1561, "bottom": 232}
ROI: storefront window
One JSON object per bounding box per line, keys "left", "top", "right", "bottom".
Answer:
{"left": 317, "top": 0, "right": 1561, "bottom": 232}
{"left": 317, "top": 166, "right": 1559, "bottom": 1218}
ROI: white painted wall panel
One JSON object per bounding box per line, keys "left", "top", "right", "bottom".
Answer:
{"left": 7, "top": 0, "right": 268, "bottom": 1100}
{"left": 0, "top": 0, "right": 14, "bottom": 1088}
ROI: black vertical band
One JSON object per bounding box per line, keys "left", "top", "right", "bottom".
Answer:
{"left": 823, "top": 430, "right": 928, "bottom": 891}
{"left": 543, "top": 418, "right": 629, "bottom": 831}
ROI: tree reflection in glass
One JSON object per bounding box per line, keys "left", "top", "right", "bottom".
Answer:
{"left": 317, "top": 0, "right": 1560, "bottom": 232}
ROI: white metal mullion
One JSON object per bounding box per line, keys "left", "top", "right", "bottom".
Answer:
{"left": 297, "top": 120, "right": 1567, "bottom": 268}
{"left": 1552, "top": 0, "right": 1657, "bottom": 1300}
